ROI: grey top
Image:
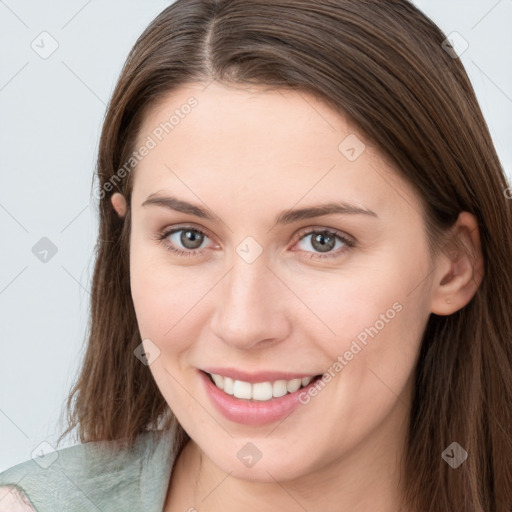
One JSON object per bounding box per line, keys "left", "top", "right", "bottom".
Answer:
{"left": 0, "top": 429, "right": 178, "bottom": 512}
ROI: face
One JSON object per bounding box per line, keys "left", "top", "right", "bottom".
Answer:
{"left": 126, "top": 81, "right": 436, "bottom": 482}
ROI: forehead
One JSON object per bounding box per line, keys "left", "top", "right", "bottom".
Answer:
{"left": 131, "top": 82, "right": 420, "bottom": 220}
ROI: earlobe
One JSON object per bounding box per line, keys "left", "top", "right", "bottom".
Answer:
{"left": 430, "top": 212, "right": 484, "bottom": 316}
{"left": 111, "top": 192, "right": 127, "bottom": 218}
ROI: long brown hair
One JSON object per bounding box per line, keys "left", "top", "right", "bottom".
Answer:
{"left": 59, "top": 1, "right": 512, "bottom": 510}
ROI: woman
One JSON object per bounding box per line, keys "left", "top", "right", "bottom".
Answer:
{"left": 1, "top": 1, "right": 511, "bottom": 510}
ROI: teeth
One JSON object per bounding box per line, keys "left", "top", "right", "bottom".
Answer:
{"left": 272, "top": 380, "right": 288, "bottom": 398}
{"left": 286, "top": 378, "right": 302, "bottom": 393}
{"left": 233, "top": 380, "right": 252, "bottom": 399}
{"left": 211, "top": 374, "right": 224, "bottom": 388}
{"left": 301, "top": 376, "right": 312, "bottom": 387}
{"left": 253, "top": 382, "right": 273, "bottom": 401}
{"left": 208, "top": 372, "right": 317, "bottom": 401}
{"left": 223, "top": 376, "right": 234, "bottom": 395}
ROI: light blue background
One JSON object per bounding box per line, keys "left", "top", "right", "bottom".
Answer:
{"left": 1, "top": 0, "right": 511, "bottom": 471}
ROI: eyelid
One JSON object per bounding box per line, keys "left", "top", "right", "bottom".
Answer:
{"left": 155, "top": 223, "right": 218, "bottom": 252}
{"left": 292, "top": 225, "right": 355, "bottom": 245}
{"left": 155, "top": 223, "right": 356, "bottom": 259}
{"left": 289, "top": 226, "right": 356, "bottom": 260}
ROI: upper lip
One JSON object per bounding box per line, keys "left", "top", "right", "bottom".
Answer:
{"left": 201, "top": 367, "right": 321, "bottom": 383}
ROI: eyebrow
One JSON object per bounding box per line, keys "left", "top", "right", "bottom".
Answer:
{"left": 141, "top": 193, "right": 378, "bottom": 225}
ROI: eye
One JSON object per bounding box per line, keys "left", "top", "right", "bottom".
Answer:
{"left": 154, "top": 225, "right": 355, "bottom": 260}
{"left": 292, "top": 228, "right": 355, "bottom": 259}
{"left": 155, "top": 226, "right": 214, "bottom": 257}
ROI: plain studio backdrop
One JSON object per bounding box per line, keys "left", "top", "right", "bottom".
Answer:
{"left": 0, "top": 0, "right": 511, "bottom": 472}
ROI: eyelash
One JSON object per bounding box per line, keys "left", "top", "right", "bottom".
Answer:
{"left": 154, "top": 225, "right": 356, "bottom": 260}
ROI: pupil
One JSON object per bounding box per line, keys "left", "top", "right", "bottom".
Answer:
{"left": 181, "top": 230, "right": 203, "bottom": 249}
{"left": 313, "top": 232, "right": 335, "bottom": 253}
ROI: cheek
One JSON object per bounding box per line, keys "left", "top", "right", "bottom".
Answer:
{"left": 131, "top": 267, "right": 194, "bottom": 342}
{"left": 129, "top": 240, "right": 221, "bottom": 352}
{"left": 129, "top": 236, "right": 186, "bottom": 339}
{"left": 308, "top": 249, "right": 429, "bottom": 398}
{"left": 129, "top": 224, "right": 430, "bottom": 364}
{"left": 296, "top": 248, "right": 427, "bottom": 349}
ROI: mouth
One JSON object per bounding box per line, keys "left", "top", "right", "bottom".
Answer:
{"left": 199, "top": 369, "right": 324, "bottom": 425}
{"left": 201, "top": 370, "right": 323, "bottom": 402}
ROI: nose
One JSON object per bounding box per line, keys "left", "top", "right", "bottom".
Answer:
{"left": 209, "top": 251, "right": 292, "bottom": 351}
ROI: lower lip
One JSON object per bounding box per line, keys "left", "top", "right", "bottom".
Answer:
{"left": 199, "top": 370, "right": 321, "bottom": 426}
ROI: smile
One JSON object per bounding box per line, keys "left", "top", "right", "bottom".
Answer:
{"left": 207, "top": 372, "right": 320, "bottom": 401}
{"left": 199, "top": 369, "right": 324, "bottom": 425}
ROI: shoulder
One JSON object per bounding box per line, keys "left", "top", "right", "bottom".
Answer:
{"left": 0, "top": 429, "right": 176, "bottom": 511}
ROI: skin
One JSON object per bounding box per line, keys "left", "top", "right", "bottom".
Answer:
{"left": 110, "top": 81, "right": 483, "bottom": 511}
{"left": 0, "top": 487, "right": 36, "bottom": 512}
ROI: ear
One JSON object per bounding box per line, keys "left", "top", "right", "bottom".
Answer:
{"left": 430, "top": 212, "right": 484, "bottom": 316}
{"left": 111, "top": 192, "right": 127, "bottom": 218}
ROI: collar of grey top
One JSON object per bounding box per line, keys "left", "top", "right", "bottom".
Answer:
{"left": 0, "top": 428, "right": 178, "bottom": 512}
